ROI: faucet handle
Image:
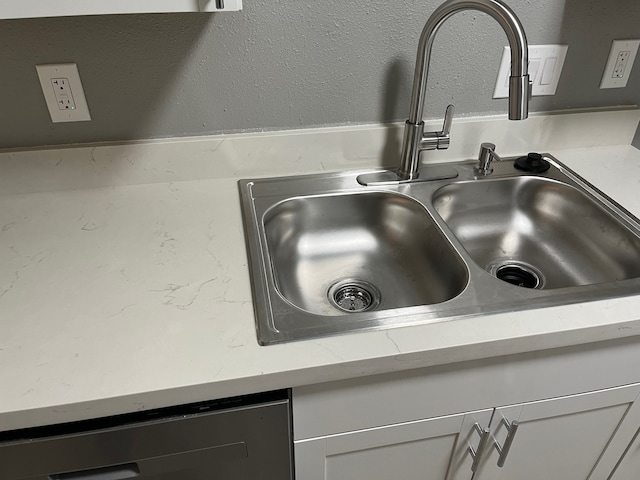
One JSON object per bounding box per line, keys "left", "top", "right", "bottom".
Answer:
{"left": 436, "top": 104, "right": 455, "bottom": 150}
{"left": 420, "top": 104, "right": 455, "bottom": 151}
{"left": 441, "top": 104, "right": 455, "bottom": 137}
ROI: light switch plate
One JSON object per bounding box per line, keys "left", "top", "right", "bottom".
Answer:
{"left": 494, "top": 45, "right": 568, "bottom": 98}
{"left": 36, "top": 63, "right": 91, "bottom": 123}
{"left": 600, "top": 39, "right": 640, "bottom": 89}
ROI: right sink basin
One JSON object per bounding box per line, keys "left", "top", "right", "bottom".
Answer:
{"left": 432, "top": 175, "right": 640, "bottom": 289}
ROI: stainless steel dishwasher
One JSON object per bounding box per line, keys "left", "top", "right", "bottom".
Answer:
{"left": 0, "top": 390, "right": 293, "bottom": 480}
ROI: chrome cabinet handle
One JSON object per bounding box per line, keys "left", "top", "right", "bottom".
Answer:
{"left": 469, "top": 422, "right": 491, "bottom": 473}
{"left": 495, "top": 418, "right": 520, "bottom": 467}
{"left": 216, "top": 0, "right": 225, "bottom": 9}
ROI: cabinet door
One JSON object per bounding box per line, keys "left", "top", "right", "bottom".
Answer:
{"left": 592, "top": 385, "right": 640, "bottom": 480}
{"left": 607, "top": 432, "right": 640, "bottom": 480}
{"left": 475, "top": 383, "right": 640, "bottom": 480}
{"left": 295, "top": 409, "right": 492, "bottom": 480}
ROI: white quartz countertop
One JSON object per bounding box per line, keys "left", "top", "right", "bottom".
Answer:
{"left": 2, "top": 111, "right": 640, "bottom": 431}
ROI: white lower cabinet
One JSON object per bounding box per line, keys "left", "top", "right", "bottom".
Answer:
{"left": 295, "top": 384, "right": 640, "bottom": 480}
{"left": 474, "top": 384, "right": 640, "bottom": 480}
{"left": 293, "top": 340, "right": 640, "bottom": 480}
{"left": 295, "top": 409, "right": 492, "bottom": 480}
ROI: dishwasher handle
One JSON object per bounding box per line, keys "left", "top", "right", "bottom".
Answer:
{"left": 50, "top": 463, "right": 139, "bottom": 480}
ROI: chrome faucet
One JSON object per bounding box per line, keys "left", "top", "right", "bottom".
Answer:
{"left": 398, "top": 0, "right": 531, "bottom": 180}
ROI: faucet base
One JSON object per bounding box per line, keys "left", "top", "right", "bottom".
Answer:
{"left": 356, "top": 165, "right": 458, "bottom": 186}
{"left": 398, "top": 121, "right": 426, "bottom": 181}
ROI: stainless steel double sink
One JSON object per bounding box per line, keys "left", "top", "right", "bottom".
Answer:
{"left": 239, "top": 154, "right": 640, "bottom": 345}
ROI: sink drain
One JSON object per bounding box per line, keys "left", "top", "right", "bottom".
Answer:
{"left": 491, "top": 261, "right": 545, "bottom": 289}
{"left": 328, "top": 280, "right": 380, "bottom": 313}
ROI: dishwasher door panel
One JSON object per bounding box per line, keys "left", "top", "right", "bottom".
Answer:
{"left": 0, "top": 397, "right": 292, "bottom": 480}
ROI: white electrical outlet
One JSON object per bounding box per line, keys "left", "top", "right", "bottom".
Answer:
{"left": 36, "top": 63, "right": 91, "bottom": 122}
{"left": 600, "top": 40, "right": 640, "bottom": 89}
{"left": 613, "top": 51, "right": 631, "bottom": 78}
{"left": 494, "top": 45, "right": 568, "bottom": 98}
{"left": 50, "top": 78, "right": 76, "bottom": 110}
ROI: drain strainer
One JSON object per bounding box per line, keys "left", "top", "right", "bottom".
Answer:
{"left": 489, "top": 261, "right": 545, "bottom": 289}
{"left": 328, "top": 280, "right": 381, "bottom": 313}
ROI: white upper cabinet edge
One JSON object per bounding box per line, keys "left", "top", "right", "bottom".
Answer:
{"left": 0, "top": 0, "right": 242, "bottom": 19}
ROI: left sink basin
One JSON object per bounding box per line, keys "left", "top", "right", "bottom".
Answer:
{"left": 264, "top": 192, "right": 468, "bottom": 316}
{"left": 239, "top": 172, "right": 470, "bottom": 344}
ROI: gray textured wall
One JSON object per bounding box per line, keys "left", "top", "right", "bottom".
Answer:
{"left": 1, "top": 0, "right": 640, "bottom": 150}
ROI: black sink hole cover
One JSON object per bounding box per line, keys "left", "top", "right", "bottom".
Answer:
{"left": 514, "top": 152, "right": 551, "bottom": 173}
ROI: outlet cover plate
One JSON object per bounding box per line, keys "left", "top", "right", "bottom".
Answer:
{"left": 36, "top": 63, "right": 91, "bottom": 122}
{"left": 494, "top": 45, "right": 568, "bottom": 98}
{"left": 600, "top": 39, "right": 640, "bottom": 89}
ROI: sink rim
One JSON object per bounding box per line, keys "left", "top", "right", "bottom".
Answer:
{"left": 239, "top": 154, "right": 640, "bottom": 345}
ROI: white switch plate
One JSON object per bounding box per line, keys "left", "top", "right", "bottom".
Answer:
{"left": 494, "top": 45, "right": 568, "bottom": 98}
{"left": 36, "top": 63, "right": 91, "bottom": 123}
{"left": 600, "top": 39, "right": 640, "bottom": 89}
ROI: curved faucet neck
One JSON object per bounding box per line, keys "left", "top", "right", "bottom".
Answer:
{"left": 398, "top": 0, "right": 530, "bottom": 181}
{"left": 407, "top": 0, "right": 529, "bottom": 124}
